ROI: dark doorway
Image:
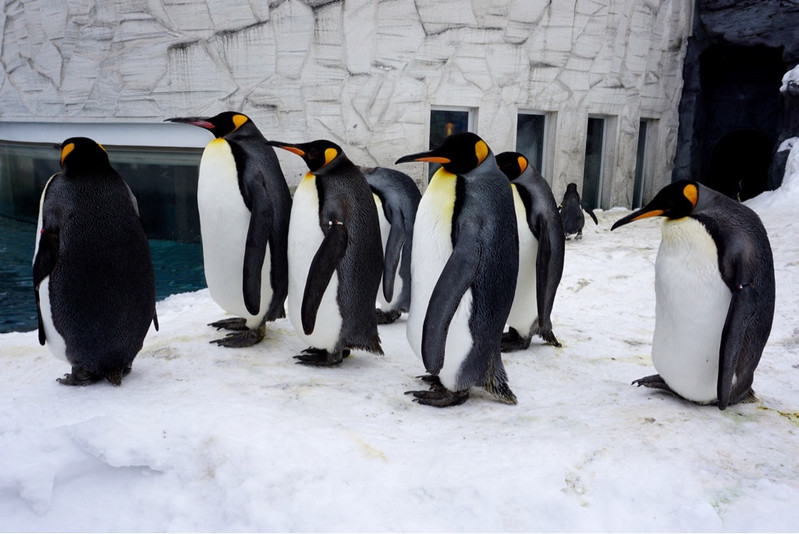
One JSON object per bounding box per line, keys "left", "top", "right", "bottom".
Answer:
{"left": 695, "top": 44, "right": 783, "bottom": 198}
{"left": 707, "top": 129, "right": 774, "bottom": 201}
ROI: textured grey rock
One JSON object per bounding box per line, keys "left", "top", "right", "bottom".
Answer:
{"left": 0, "top": 0, "right": 693, "bottom": 204}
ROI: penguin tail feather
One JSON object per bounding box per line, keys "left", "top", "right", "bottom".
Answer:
{"left": 347, "top": 334, "right": 384, "bottom": 356}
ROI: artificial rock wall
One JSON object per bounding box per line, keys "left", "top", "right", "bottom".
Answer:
{"left": 0, "top": 0, "right": 693, "bottom": 206}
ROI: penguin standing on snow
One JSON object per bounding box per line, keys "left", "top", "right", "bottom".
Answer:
{"left": 360, "top": 166, "right": 421, "bottom": 324}
{"left": 396, "top": 132, "right": 519, "bottom": 407}
{"left": 611, "top": 180, "right": 775, "bottom": 410}
{"left": 496, "top": 152, "right": 565, "bottom": 350}
{"left": 34, "top": 137, "right": 158, "bottom": 385}
{"left": 166, "top": 112, "right": 291, "bottom": 347}
{"left": 560, "top": 182, "right": 598, "bottom": 240}
{"left": 268, "top": 139, "right": 383, "bottom": 366}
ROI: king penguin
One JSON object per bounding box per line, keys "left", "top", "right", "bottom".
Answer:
{"left": 611, "top": 180, "right": 775, "bottom": 410}
{"left": 166, "top": 112, "right": 291, "bottom": 347}
{"left": 360, "top": 166, "right": 422, "bottom": 324}
{"left": 396, "top": 132, "right": 519, "bottom": 407}
{"left": 560, "top": 182, "right": 598, "bottom": 240}
{"left": 267, "top": 139, "right": 383, "bottom": 366}
{"left": 34, "top": 137, "right": 158, "bottom": 386}
{"left": 496, "top": 152, "right": 565, "bottom": 350}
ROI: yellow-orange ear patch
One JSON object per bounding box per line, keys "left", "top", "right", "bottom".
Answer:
{"left": 60, "top": 142, "right": 75, "bottom": 167}
{"left": 683, "top": 184, "right": 698, "bottom": 207}
{"left": 324, "top": 147, "right": 338, "bottom": 166}
{"left": 232, "top": 114, "right": 248, "bottom": 131}
{"left": 517, "top": 156, "right": 527, "bottom": 174}
{"left": 475, "top": 140, "right": 488, "bottom": 165}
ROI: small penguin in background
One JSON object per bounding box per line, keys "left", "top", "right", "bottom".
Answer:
{"left": 559, "top": 182, "right": 598, "bottom": 240}
{"left": 166, "top": 112, "right": 291, "bottom": 347}
{"left": 360, "top": 166, "right": 422, "bottom": 324}
{"left": 611, "top": 180, "right": 775, "bottom": 410}
{"left": 496, "top": 152, "right": 565, "bottom": 350}
{"left": 396, "top": 132, "right": 519, "bottom": 407}
{"left": 268, "top": 139, "right": 383, "bottom": 366}
{"left": 34, "top": 137, "right": 158, "bottom": 386}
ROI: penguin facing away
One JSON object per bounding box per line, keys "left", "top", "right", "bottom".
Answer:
{"left": 611, "top": 180, "right": 775, "bottom": 410}
{"left": 396, "top": 132, "right": 519, "bottom": 407}
{"left": 496, "top": 152, "right": 565, "bottom": 350}
{"left": 560, "top": 182, "right": 598, "bottom": 240}
{"left": 267, "top": 139, "right": 383, "bottom": 366}
{"left": 34, "top": 137, "right": 158, "bottom": 386}
{"left": 166, "top": 112, "right": 291, "bottom": 348}
{"left": 360, "top": 166, "right": 422, "bottom": 325}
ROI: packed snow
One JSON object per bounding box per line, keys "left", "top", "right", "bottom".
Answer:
{"left": 1, "top": 157, "right": 798, "bottom": 531}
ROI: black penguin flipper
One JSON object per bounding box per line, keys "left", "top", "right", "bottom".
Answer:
{"left": 582, "top": 203, "right": 599, "bottom": 225}
{"left": 242, "top": 175, "right": 273, "bottom": 317}
{"left": 33, "top": 228, "right": 60, "bottom": 346}
{"left": 381, "top": 220, "right": 406, "bottom": 302}
{"left": 534, "top": 218, "right": 560, "bottom": 342}
{"left": 301, "top": 223, "right": 348, "bottom": 336}
{"left": 717, "top": 287, "right": 759, "bottom": 410}
{"left": 421, "top": 236, "right": 481, "bottom": 374}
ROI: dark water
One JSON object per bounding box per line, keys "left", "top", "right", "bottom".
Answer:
{"left": 0, "top": 216, "right": 206, "bottom": 334}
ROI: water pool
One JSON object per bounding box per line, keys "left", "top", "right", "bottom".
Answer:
{"left": 0, "top": 216, "right": 206, "bottom": 334}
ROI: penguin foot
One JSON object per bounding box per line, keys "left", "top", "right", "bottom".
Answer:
{"left": 57, "top": 366, "right": 102, "bottom": 386}
{"left": 405, "top": 387, "right": 470, "bottom": 407}
{"left": 536, "top": 329, "right": 562, "bottom": 348}
{"left": 376, "top": 309, "right": 401, "bottom": 325}
{"left": 632, "top": 374, "right": 675, "bottom": 393}
{"left": 208, "top": 317, "right": 249, "bottom": 331}
{"left": 416, "top": 374, "right": 446, "bottom": 390}
{"left": 500, "top": 328, "right": 531, "bottom": 352}
{"left": 294, "top": 349, "right": 351, "bottom": 367}
{"left": 210, "top": 327, "right": 265, "bottom": 348}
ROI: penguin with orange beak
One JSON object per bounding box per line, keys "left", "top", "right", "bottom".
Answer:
{"left": 268, "top": 139, "right": 383, "bottom": 366}
{"left": 611, "top": 180, "right": 775, "bottom": 410}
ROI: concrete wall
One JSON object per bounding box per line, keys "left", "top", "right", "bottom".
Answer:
{"left": 0, "top": 0, "right": 693, "bottom": 207}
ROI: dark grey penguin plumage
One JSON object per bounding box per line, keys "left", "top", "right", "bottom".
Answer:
{"left": 560, "top": 182, "right": 598, "bottom": 240}
{"left": 34, "top": 137, "right": 158, "bottom": 386}
{"left": 496, "top": 152, "right": 565, "bottom": 350}
{"left": 360, "top": 166, "right": 421, "bottom": 324}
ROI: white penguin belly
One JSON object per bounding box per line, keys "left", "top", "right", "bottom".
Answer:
{"left": 407, "top": 169, "right": 473, "bottom": 391}
{"left": 652, "top": 218, "right": 732, "bottom": 404}
{"left": 38, "top": 277, "right": 68, "bottom": 363}
{"left": 34, "top": 175, "right": 67, "bottom": 363}
{"left": 198, "top": 140, "right": 272, "bottom": 328}
{"left": 287, "top": 174, "right": 342, "bottom": 350}
{"left": 506, "top": 187, "right": 539, "bottom": 335}
{"left": 374, "top": 195, "right": 403, "bottom": 310}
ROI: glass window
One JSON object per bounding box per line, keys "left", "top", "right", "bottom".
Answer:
{"left": 516, "top": 113, "right": 545, "bottom": 172}
{"left": 633, "top": 121, "right": 648, "bottom": 209}
{"left": 429, "top": 108, "right": 472, "bottom": 179}
{"left": 582, "top": 117, "right": 605, "bottom": 209}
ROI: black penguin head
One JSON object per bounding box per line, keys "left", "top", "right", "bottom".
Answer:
{"left": 566, "top": 183, "right": 578, "bottom": 193}
{"left": 58, "top": 137, "right": 112, "bottom": 174}
{"left": 611, "top": 180, "right": 699, "bottom": 231}
{"left": 165, "top": 111, "right": 250, "bottom": 138}
{"left": 395, "top": 132, "right": 491, "bottom": 175}
{"left": 495, "top": 152, "right": 528, "bottom": 180}
{"left": 266, "top": 139, "right": 344, "bottom": 173}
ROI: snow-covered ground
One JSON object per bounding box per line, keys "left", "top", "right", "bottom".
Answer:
{"left": 2, "top": 155, "right": 798, "bottom": 531}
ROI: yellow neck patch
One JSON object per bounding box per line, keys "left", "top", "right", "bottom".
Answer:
{"left": 428, "top": 167, "right": 457, "bottom": 222}
{"left": 60, "top": 143, "right": 75, "bottom": 167}
{"left": 475, "top": 140, "right": 488, "bottom": 165}
{"left": 683, "top": 184, "right": 698, "bottom": 207}
{"left": 232, "top": 114, "right": 248, "bottom": 131}
{"left": 324, "top": 147, "right": 338, "bottom": 166}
